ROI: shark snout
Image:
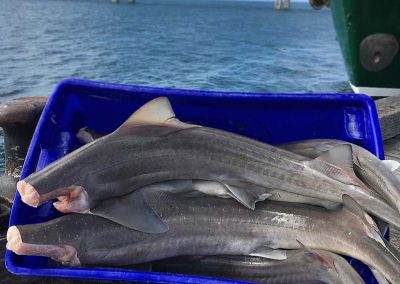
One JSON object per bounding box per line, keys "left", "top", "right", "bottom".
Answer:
{"left": 17, "top": 180, "right": 40, "bottom": 207}
{"left": 17, "top": 181, "right": 90, "bottom": 214}
{"left": 6, "top": 225, "right": 81, "bottom": 266}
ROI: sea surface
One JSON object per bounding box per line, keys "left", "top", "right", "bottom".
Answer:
{"left": 0, "top": 0, "right": 348, "bottom": 171}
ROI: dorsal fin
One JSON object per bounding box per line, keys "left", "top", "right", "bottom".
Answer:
{"left": 342, "top": 194, "right": 366, "bottom": 219}
{"left": 303, "top": 144, "right": 366, "bottom": 187}
{"left": 342, "top": 194, "right": 379, "bottom": 230}
{"left": 116, "top": 97, "right": 196, "bottom": 131}
{"left": 122, "top": 97, "right": 176, "bottom": 126}
{"left": 309, "top": 144, "right": 353, "bottom": 170}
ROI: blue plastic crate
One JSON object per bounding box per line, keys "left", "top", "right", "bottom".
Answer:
{"left": 6, "top": 78, "right": 385, "bottom": 283}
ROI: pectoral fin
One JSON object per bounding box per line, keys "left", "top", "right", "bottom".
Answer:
{"left": 191, "top": 180, "right": 233, "bottom": 198}
{"left": 181, "top": 179, "right": 272, "bottom": 208}
{"left": 223, "top": 181, "right": 272, "bottom": 210}
{"left": 249, "top": 246, "right": 287, "bottom": 260}
{"left": 90, "top": 190, "right": 168, "bottom": 234}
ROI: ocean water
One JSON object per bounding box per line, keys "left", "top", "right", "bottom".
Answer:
{"left": 0, "top": 0, "right": 348, "bottom": 171}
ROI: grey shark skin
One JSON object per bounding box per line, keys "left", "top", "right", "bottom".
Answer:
{"left": 280, "top": 139, "right": 400, "bottom": 213}
{"left": 258, "top": 187, "right": 341, "bottom": 210}
{"left": 16, "top": 97, "right": 400, "bottom": 233}
{"left": 6, "top": 191, "right": 400, "bottom": 283}
{"left": 152, "top": 251, "right": 365, "bottom": 284}
{"left": 186, "top": 180, "right": 340, "bottom": 210}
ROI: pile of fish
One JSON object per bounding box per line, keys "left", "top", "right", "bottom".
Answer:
{"left": 6, "top": 97, "right": 400, "bottom": 283}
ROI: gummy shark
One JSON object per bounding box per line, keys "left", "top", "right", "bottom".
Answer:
{"left": 17, "top": 97, "right": 400, "bottom": 233}
{"left": 152, "top": 250, "right": 364, "bottom": 284}
{"left": 7, "top": 191, "right": 400, "bottom": 283}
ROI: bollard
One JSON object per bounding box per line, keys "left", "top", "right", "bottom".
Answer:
{"left": 0, "top": 97, "right": 47, "bottom": 205}
{"left": 0, "top": 200, "right": 10, "bottom": 231}
{"left": 0, "top": 97, "right": 47, "bottom": 178}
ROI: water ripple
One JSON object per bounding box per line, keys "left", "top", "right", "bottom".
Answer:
{"left": 0, "top": 0, "right": 347, "bottom": 98}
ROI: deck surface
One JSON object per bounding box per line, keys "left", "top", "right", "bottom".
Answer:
{"left": 384, "top": 136, "right": 400, "bottom": 163}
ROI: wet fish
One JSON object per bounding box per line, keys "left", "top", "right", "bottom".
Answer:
{"left": 280, "top": 139, "right": 400, "bottom": 213}
{"left": 152, "top": 250, "right": 365, "bottom": 284}
{"left": 6, "top": 189, "right": 400, "bottom": 283}
{"left": 16, "top": 97, "right": 400, "bottom": 233}
{"left": 74, "top": 130, "right": 341, "bottom": 210}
